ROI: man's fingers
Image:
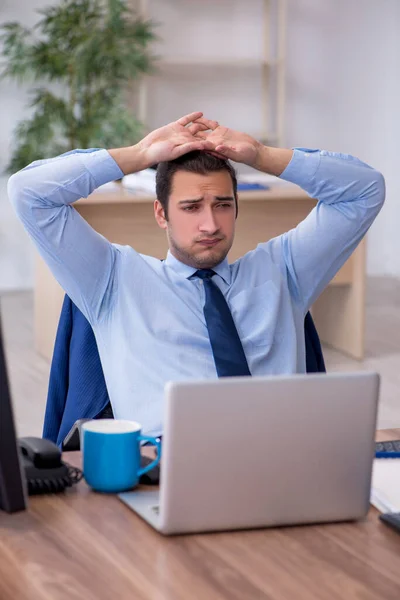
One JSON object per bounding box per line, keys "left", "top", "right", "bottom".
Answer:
{"left": 172, "top": 139, "right": 219, "bottom": 159}
{"left": 194, "top": 131, "right": 208, "bottom": 140}
{"left": 195, "top": 131, "right": 226, "bottom": 148}
{"left": 194, "top": 117, "right": 219, "bottom": 130}
{"left": 201, "top": 140, "right": 218, "bottom": 151}
{"left": 176, "top": 112, "right": 203, "bottom": 127}
{"left": 172, "top": 140, "right": 208, "bottom": 158}
{"left": 187, "top": 123, "right": 209, "bottom": 135}
{"left": 205, "top": 150, "right": 227, "bottom": 160}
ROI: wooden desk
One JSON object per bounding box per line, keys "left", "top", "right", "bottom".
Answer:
{"left": 1, "top": 430, "right": 399, "bottom": 600}
{"left": 35, "top": 184, "right": 366, "bottom": 361}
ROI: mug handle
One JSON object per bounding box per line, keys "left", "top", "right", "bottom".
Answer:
{"left": 138, "top": 436, "right": 162, "bottom": 477}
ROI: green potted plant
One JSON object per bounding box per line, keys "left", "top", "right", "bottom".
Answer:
{"left": 0, "top": 0, "right": 157, "bottom": 172}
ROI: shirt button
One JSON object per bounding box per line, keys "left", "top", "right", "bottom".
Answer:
{"left": 199, "top": 280, "right": 203, "bottom": 285}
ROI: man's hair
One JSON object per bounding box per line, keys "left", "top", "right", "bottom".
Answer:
{"left": 155, "top": 151, "right": 238, "bottom": 220}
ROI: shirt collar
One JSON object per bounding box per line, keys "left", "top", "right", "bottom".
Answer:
{"left": 164, "top": 250, "right": 231, "bottom": 285}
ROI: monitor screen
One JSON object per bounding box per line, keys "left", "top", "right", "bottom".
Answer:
{"left": 0, "top": 309, "right": 27, "bottom": 513}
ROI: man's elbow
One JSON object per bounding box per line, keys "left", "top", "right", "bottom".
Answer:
{"left": 372, "top": 170, "right": 386, "bottom": 210}
{"left": 7, "top": 171, "right": 24, "bottom": 210}
{"left": 7, "top": 170, "right": 34, "bottom": 216}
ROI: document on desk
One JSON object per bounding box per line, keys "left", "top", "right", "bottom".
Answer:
{"left": 371, "top": 458, "right": 400, "bottom": 513}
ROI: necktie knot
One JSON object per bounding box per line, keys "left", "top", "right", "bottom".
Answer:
{"left": 194, "top": 269, "right": 216, "bottom": 281}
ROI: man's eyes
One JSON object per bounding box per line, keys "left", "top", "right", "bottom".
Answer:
{"left": 182, "top": 203, "right": 232, "bottom": 212}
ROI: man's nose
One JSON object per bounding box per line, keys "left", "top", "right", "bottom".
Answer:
{"left": 199, "top": 209, "right": 219, "bottom": 234}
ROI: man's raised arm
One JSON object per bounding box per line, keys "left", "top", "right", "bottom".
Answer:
{"left": 198, "top": 125, "right": 385, "bottom": 310}
{"left": 7, "top": 112, "right": 215, "bottom": 324}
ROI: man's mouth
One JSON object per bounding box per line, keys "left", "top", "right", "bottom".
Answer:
{"left": 197, "top": 239, "right": 222, "bottom": 247}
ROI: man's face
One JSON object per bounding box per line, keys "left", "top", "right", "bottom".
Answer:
{"left": 154, "top": 169, "right": 236, "bottom": 269}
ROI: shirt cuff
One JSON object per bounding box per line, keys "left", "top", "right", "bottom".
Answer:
{"left": 80, "top": 149, "right": 125, "bottom": 187}
{"left": 279, "top": 148, "right": 321, "bottom": 187}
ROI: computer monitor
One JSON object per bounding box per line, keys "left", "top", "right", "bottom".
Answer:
{"left": 0, "top": 308, "right": 27, "bottom": 512}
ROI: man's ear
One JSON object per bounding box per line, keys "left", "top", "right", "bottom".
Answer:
{"left": 154, "top": 199, "right": 167, "bottom": 230}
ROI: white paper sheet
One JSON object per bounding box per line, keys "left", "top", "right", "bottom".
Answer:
{"left": 371, "top": 458, "right": 400, "bottom": 513}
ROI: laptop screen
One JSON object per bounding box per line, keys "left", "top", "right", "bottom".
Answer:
{"left": 0, "top": 308, "right": 27, "bottom": 512}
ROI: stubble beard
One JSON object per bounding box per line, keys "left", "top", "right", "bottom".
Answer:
{"left": 168, "top": 230, "right": 231, "bottom": 270}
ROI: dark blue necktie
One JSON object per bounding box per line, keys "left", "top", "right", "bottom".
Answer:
{"left": 194, "top": 269, "right": 251, "bottom": 377}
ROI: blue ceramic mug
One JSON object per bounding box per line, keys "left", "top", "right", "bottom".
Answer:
{"left": 81, "top": 419, "right": 161, "bottom": 493}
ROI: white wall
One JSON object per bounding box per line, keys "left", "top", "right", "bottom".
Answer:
{"left": 1, "top": 0, "right": 399, "bottom": 290}
{"left": 285, "top": 0, "right": 400, "bottom": 276}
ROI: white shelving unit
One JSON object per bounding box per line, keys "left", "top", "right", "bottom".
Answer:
{"left": 130, "top": 0, "right": 286, "bottom": 150}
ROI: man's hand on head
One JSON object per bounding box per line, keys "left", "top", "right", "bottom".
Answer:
{"left": 193, "top": 123, "right": 262, "bottom": 168}
{"left": 192, "top": 121, "right": 293, "bottom": 175}
{"left": 109, "top": 112, "right": 217, "bottom": 175}
{"left": 109, "top": 112, "right": 290, "bottom": 177}
{"left": 136, "top": 112, "right": 219, "bottom": 167}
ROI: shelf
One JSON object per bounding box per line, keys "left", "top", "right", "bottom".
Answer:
{"left": 136, "top": 0, "right": 286, "bottom": 150}
{"left": 156, "top": 58, "right": 278, "bottom": 69}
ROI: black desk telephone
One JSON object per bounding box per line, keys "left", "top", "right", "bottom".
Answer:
{"left": 18, "top": 437, "right": 82, "bottom": 495}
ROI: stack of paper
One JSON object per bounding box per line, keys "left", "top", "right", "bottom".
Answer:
{"left": 371, "top": 458, "right": 400, "bottom": 513}
{"left": 122, "top": 169, "right": 156, "bottom": 194}
{"left": 238, "top": 173, "right": 289, "bottom": 186}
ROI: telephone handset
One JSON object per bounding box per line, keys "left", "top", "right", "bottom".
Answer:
{"left": 18, "top": 437, "right": 82, "bottom": 495}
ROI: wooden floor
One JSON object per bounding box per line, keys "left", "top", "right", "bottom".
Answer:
{"left": 1, "top": 276, "right": 400, "bottom": 438}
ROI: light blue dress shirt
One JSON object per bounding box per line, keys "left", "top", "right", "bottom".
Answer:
{"left": 8, "top": 148, "right": 385, "bottom": 436}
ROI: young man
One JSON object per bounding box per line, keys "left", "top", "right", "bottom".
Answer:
{"left": 8, "top": 112, "right": 385, "bottom": 437}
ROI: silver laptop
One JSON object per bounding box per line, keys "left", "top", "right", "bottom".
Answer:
{"left": 119, "top": 372, "right": 379, "bottom": 535}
